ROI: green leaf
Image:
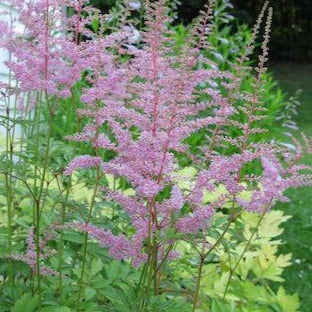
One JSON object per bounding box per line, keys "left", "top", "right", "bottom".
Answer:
{"left": 211, "top": 299, "right": 234, "bottom": 312}
{"left": 258, "top": 211, "right": 291, "bottom": 239}
{"left": 84, "top": 287, "right": 97, "bottom": 301}
{"left": 12, "top": 294, "right": 39, "bottom": 312}
{"left": 63, "top": 231, "right": 84, "bottom": 244}
{"left": 277, "top": 287, "right": 300, "bottom": 312}
{"left": 102, "top": 286, "right": 123, "bottom": 303}
{"left": 89, "top": 258, "right": 103, "bottom": 278}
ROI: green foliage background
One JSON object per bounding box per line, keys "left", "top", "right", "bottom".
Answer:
{"left": 91, "top": 0, "right": 312, "bottom": 61}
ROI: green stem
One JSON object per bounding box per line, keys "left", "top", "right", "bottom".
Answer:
{"left": 152, "top": 243, "right": 174, "bottom": 281}
{"left": 28, "top": 93, "right": 41, "bottom": 296}
{"left": 55, "top": 176, "right": 66, "bottom": 303}
{"left": 33, "top": 92, "right": 43, "bottom": 207}
{"left": 146, "top": 241, "right": 158, "bottom": 295}
{"left": 138, "top": 259, "right": 150, "bottom": 311}
{"left": 58, "top": 89, "right": 80, "bottom": 302}
{"left": 4, "top": 174, "right": 14, "bottom": 287}
{"left": 34, "top": 199, "right": 42, "bottom": 302}
{"left": 139, "top": 201, "right": 155, "bottom": 310}
{"left": 0, "top": 172, "right": 36, "bottom": 201}
{"left": 34, "top": 92, "right": 54, "bottom": 303}
{"left": 137, "top": 261, "right": 149, "bottom": 292}
{"left": 6, "top": 79, "right": 20, "bottom": 287}
{"left": 192, "top": 254, "right": 205, "bottom": 312}
{"left": 4, "top": 115, "right": 14, "bottom": 289}
{"left": 139, "top": 242, "right": 175, "bottom": 308}
{"left": 153, "top": 239, "right": 158, "bottom": 295}
{"left": 139, "top": 246, "right": 156, "bottom": 312}
{"left": 76, "top": 166, "right": 101, "bottom": 310}
{"left": 4, "top": 15, "right": 15, "bottom": 288}
{"left": 222, "top": 209, "right": 267, "bottom": 299}
{"left": 192, "top": 212, "right": 238, "bottom": 310}
{"left": 37, "top": 95, "right": 53, "bottom": 203}
{"left": 204, "top": 213, "right": 236, "bottom": 259}
{"left": 18, "top": 93, "right": 30, "bottom": 162}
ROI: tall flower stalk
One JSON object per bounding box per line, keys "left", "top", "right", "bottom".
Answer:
{"left": 1, "top": 3, "right": 18, "bottom": 291}
{"left": 0, "top": 0, "right": 87, "bottom": 303}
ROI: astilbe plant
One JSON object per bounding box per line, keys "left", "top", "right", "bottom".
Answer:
{"left": 0, "top": 0, "right": 311, "bottom": 311}
{"left": 0, "top": 0, "right": 101, "bottom": 304}
{"left": 62, "top": 0, "right": 311, "bottom": 309}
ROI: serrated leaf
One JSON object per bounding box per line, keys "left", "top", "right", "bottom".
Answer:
{"left": 63, "top": 231, "right": 84, "bottom": 244}
{"left": 12, "top": 294, "right": 39, "bottom": 312}
{"left": 276, "top": 253, "right": 292, "bottom": 268}
{"left": 258, "top": 211, "right": 291, "bottom": 239}
{"left": 277, "top": 287, "right": 300, "bottom": 312}
{"left": 102, "top": 286, "right": 123, "bottom": 303}
{"left": 211, "top": 299, "right": 234, "bottom": 312}
{"left": 84, "top": 287, "right": 96, "bottom": 301}
{"left": 89, "top": 258, "right": 103, "bottom": 278}
{"left": 254, "top": 259, "right": 284, "bottom": 282}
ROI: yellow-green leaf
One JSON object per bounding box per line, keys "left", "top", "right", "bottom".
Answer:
{"left": 277, "top": 287, "right": 300, "bottom": 312}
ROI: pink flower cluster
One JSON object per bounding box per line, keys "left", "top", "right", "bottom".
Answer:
{"left": 63, "top": 0, "right": 312, "bottom": 266}
{"left": 0, "top": 0, "right": 104, "bottom": 98}
{"left": 63, "top": 0, "right": 232, "bottom": 265}
{"left": 11, "top": 227, "right": 57, "bottom": 276}
{"left": 64, "top": 155, "right": 102, "bottom": 176}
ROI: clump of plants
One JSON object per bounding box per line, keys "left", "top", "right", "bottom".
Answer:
{"left": 0, "top": 0, "right": 310, "bottom": 311}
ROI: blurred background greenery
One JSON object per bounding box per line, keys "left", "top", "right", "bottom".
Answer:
{"left": 92, "top": 0, "right": 312, "bottom": 62}
{"left": 177, "top": 0, "right": 312, "bottom": 62}
{"left": 273, "top": 63, "right": 312, "bottom": 311}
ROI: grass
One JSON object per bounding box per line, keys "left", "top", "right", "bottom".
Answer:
{"left": 272, "top": 62, "right": 312, "bottom": 312}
